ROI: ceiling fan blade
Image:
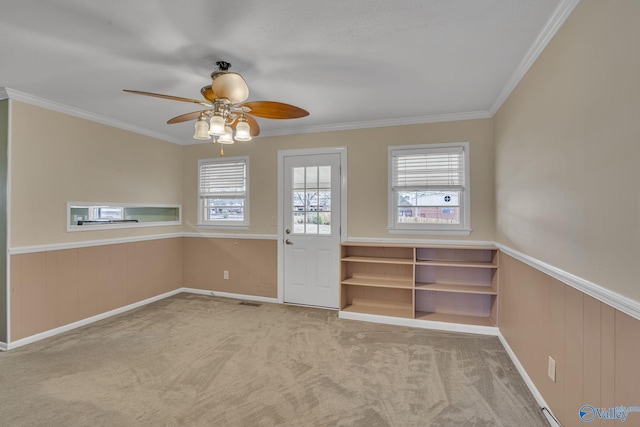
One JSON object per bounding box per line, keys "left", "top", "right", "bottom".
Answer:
{"left": 231, "top": 114, "right": 261, "bottom": 137}
{"left": 167, "top": 110, "right": 210, "bottom": 124}
{"left": 240, "top": 101, "right": 309, "bottom": 119}
{"left": 245, "top": 114, "right": 261, "bottom": 136}
{"left": 123, "top": 89, "right": 211, "bottom": 107}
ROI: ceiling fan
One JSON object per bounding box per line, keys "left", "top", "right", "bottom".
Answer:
{"left": 124, "top": 61, "right": 309, "bottom": 154}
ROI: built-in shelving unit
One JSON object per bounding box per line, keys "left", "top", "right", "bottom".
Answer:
{"left": 340, "top": 242, "right": 499, "bottom": 332}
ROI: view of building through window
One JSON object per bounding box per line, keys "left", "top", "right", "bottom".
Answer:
{"left": 397, "top": 190, "right": 460, "bottom": 224}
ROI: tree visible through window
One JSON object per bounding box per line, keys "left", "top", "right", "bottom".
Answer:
{"left": 292, "top": 165, "right": 332, "bottom": 235}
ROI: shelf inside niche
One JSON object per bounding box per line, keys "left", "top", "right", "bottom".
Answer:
{"left": 342, "top": 303, "right": 413, "bottom": 318}
{"left": 415, "top": 311, "right": 496, "bottom": 327}
{"left": 415, "top": 260, "right": 497, "bottom": 268}
{"left": 415, "top": 283, "right": 497, "bottom": 295}
{"left": 342, "top": 256, "right": 413, "bottom": 265}
{"left": 342, "top": 276, "right": 414, "bottom": 289}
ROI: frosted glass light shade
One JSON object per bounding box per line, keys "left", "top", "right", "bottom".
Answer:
{"left": 218, "top": 125, "right": 234, "bottom": 144}
{"left": 208, "top": 114, "right": 226, "bottom": 136}
{"left": 193, "top": 118, "right": 210, "bottom": 140}
{"left": 235, "top": 120, "right": 252, "bottom": 141}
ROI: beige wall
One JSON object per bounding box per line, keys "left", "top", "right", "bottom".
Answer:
{"left": 500, "top": 253, "right": 640, "bottom": 427}
{"left": 494, "top": 0, "right": 640, "bottom": 302}
{"left": 10, "top": 101, "right": 184, "bottom": 248}
{"left": 183, "top": 119, "right": 495, "bottom": 241}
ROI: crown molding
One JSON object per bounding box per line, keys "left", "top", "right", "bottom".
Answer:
{"left": 489, "top": 0, "right": 581, "bottom": 115}
{"left": 0, "top": 87, "right": 185, "bottom": 145}
{"left": 259, "top": 110, "right": 493, "bottom": 138}
{"left": 4, "top": 85, "right": 491, "bottom": 144}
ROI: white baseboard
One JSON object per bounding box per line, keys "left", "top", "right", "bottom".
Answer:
{"left": 338, "top": 311, "right": 499, "bottom": 336}
{"left": 6, "top": 289, "right": 185, "bottom": 350}
{"left": 181, "top": 288, "right": 279, "bottom": 304}
{"left": 498, "top": 332, "right": 561, "bottom": 427}
{"left": 4, "top": 287, "right": 279, "bottom": 350}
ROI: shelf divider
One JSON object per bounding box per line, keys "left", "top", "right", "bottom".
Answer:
{"left": 342, "top": 277, "right": 414, "bottom": 289}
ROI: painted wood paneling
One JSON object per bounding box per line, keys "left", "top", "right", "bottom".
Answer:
{"left": 9, "top": 237, "right": 183, "bottom": 341}
{"left": 583, "top": 295, "right": 601, "bottom": 427}
{"left": 564, "top": 286, "right": 584, "bottom": 427}
{"left": 57, "top": 249, "right": 80, "bottom": 327}
{"left": 499, "top": 253, "right": 640, "bottom": 426}
{"left": 600, "top": 304, "right": 615, "bottom": 417}
{"left": 182, "top": 237, "right": 277, "bottom": 298}
{"left": 615, "top": 311, "right": 640, "bottom": 408}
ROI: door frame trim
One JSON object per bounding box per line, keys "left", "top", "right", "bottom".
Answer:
{"left": 276, "top": 147, "right": 348, "bottom": 304}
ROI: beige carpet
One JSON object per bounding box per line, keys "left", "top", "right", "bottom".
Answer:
{"left": 0, "top": 293, "right": 548, "bottom": 426}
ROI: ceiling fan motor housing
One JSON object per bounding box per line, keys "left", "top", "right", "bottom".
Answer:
{"left": 210, "top": 69, "right": 249, "bottom": 104}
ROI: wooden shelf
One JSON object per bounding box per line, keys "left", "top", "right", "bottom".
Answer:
{"left": 340, "top": 243, "right": 500, "bottom": 333}
{"left": 342, "top": 256, "right": 413, "bottom": 265}
{"left": 415, "top": 260, "right": 497, "bottom": 268}
{"left": 342, "top": 303, "right": 413, "bottom": 319}
{"left": 342, "top": 277, "right": 414, "bottom": 289}
{"left": 415, "top": 283, "right": 497, "bottom": 295}
{"left": 415, "top": 311, "right": 496, "bottom": 327}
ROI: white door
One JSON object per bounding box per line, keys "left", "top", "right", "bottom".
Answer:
{"left": 283, "top": 153, "right": 341, "bottom": 308}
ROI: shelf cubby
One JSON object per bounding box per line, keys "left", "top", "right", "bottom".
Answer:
{"left": 415, "top": 289, "right": 497, "bottom": 326}
{"left": 341, "top": 285, "right": 413, "bottom": 318}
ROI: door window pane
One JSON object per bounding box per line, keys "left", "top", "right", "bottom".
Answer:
{"left": 293, "top": 167, "right": 305, "bottom": 189}
{"left": 291, "top": 165, "right": 332, "bottom": 235}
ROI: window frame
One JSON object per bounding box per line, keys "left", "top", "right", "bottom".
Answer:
{"left": 197, "top": 156, "right": 250, "bottom": 230}
{"left": 388, "top": 142, "right": 471, "bottom": 236}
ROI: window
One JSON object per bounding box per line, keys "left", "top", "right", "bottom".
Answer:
{"left": 198, "top": 157, "right": 249, "bottom": 228}
{"left": 388, "top": 142, "right": 470, "bottom": 235}
{"left": 67, "top": 203, "right": 181, "bottom": 231}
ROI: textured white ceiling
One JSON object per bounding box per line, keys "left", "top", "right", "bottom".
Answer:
{"left": 0, "top": 0, "right": 569, "bottom": 144}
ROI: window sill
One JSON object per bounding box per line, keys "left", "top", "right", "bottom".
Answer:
{"left": 388, "top": 228, "right": 472, "bottom": 237}
{"left": 68, "top": 220, "right": 181, "bottom": 232}
{"left": 197, "top": 224, "right": 250, "bottom": 231}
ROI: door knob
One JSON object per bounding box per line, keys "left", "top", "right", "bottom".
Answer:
{"left": 285, "top": 239, "right": 293, "bottom": 245}
{"left": 285, "top": 228, "right": 291, "bottom": 234}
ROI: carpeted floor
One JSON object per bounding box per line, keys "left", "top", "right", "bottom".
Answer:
{"left": 0, "top": 293, "right": 548, "bottom": 426}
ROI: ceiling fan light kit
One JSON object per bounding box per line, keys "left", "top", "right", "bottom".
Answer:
{"left": 193, "top": 114, "right": 210, "bottom": 140}
{"left": 124, "top": 61, "right": 308, "bottom": 155}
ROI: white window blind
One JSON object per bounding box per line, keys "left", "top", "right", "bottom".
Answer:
{"left": 199, "top": 160, "right": 246, "bottom": 198}
{"left": 392, "top": 146, "right": 464, "bottom": 191}
{"left": 198, "top": 157, "right": 249, "bottom": 227}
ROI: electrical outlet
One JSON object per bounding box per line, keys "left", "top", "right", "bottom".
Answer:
{"left": 223, "top": 270, "right": 229, "bottom": 280}
{"left": 548, "top": 356, "right": 556, "bottom": 382}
